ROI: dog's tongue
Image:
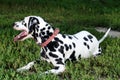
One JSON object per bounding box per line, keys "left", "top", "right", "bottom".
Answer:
{"left": 14, "top": 31, "right": 27, "bottom": 42}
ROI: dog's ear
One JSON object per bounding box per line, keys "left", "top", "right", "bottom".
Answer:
{"left": 28, "top": 17, "right": 40, "bottom": 33}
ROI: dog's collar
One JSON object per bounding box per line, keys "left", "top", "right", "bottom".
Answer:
{"left": 40, "top": 28, "right": 60, "bottom": 47}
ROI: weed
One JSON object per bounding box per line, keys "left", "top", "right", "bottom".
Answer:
{"left": 0, "top": 0, "right": 120, "bottom": 80}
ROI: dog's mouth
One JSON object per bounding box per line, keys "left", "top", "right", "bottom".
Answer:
{"left": 14, "top": 30, "right": 28, "bottom": 42}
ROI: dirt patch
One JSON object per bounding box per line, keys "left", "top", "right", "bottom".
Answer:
{"left": 96, "top": 27, "right": 120, "bottom": 38}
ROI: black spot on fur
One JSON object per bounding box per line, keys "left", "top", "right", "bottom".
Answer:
{"left": 87, "top": 45, "right": 90, "bottom": 49}
{"left": 37, "top": 25, "right": 39, "bottom": 28}
{"left": 44, "top": 47, "right": 48, "bottom": 52}
{"left": 54, "top": 37, "right": 63, "bottom": 44}
{"left": 72, "top": 42, "right": 76, "bottom": 48}
{"left": 41, "top": 49, "right": 49, "bottom": 59}
{"left": 49, "top": 52, "right": 58, "bottom": 58}
{"left": 78, "top": 54, "right": 81, "bottom": 59}
{"left": 42, "top": 35, "right": 49, "bottom": 41}
{"left": 88, "top": 35, "right": 93, "bottom": 39}
{"left": 62, "top": 34, "right": 66, "bottom": 38}
{"left": 99, "top": 46, "right": 101, "bottom": 48}
{"left": 58, "top": 46, "right": 64, "bottom": 53}
{"left": 98, "top": 47, "right": 102, "bottom": 52}
{"left": 96, "top": 53, "right": 101, "bottom": 56}
{"left": 64, "top": 44, "right": 69, "bottom": 51}
{"left": 68, "top": 36, "right": 72, "bottom": 39}
{"left": 47, "top": 42, "right": 56, "bottom": 52}
{"left": 53, "top": 41, "right": 59, "bottom": 48}
{"left": 47, "top": 30, "right": 52, "bottom": 36}
{"left": 32, "top": 26, "right": 38, "bottom": 41}
{"left": 54, "top": 66, "right": 59, "bottom": 70}
{"left": 65, "top": 59, "right": 70, "bottom": 63}
{"left": 84, "top": 42, "right": 87, "bottom": 46}
{"left": 47, "top": 41, "right": 59, "bottom": 51}
{"left": 48, "top": 26, "right": 51, "bottom": 29}
{"left": 36, "top": 27, "right": 39, "bottom": 32}
{"left": 90, "top": 40, "right": 93, "bottom": 43}
{"left": 83, "top": 37, "right": 88, "bottom": 41}
{"left": 99, "top": 49, "right": 101, "bottom": 52}
{"left": 74, "top": 36, "right": 78, "bottom": 39}
{"left": 58, "top": 46, "right": 65, "bottom": 57}
{"left": 46, "top": 24, "right": 48, "bottom": 26}
{"left": 69, "top": 45, "right": 72, "bottom": 49}
{"left": 40, "top": 28, "right": 46, "bottom": 32}
{"left": 70, "top": 51, "right": 76, "bottom": 61}
{"left": 55, "top": 58, "right": 64, "bottom": 65}
{"left": 29, "top": 24, "right": 35, "bottom": 34}
{"left": 83, "top": 42, "right": 90, "bottom": 49}
{"left": 34, "top": 33, "right": 38, "bottom": 37}
{"left": 41, "top": 32, "right": 45, "bottom": 35}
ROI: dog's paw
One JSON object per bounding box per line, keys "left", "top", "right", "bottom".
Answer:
{"left": 16, "top": 68, "right": 23, "bottom": 72}
{"left": 16, "top": 67, "right": 27, "bottom": 72}
{"left": 16, "top": 61, "right": 35, "bottom": 72}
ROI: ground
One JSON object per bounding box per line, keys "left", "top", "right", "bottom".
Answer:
{"left": 96, "top": 27, "right": 120, "bottom": 38}
{"left": 0, "top": 0, "right": 120, "bottom": 80}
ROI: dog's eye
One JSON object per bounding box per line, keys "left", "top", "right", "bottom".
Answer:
{"left": 22, "top": 21, "right": 26, "bottom": 26}
{"left": 22, "top": 21, "right": 25, "bottom": 25}
{"left": 24, "top": 23, "right": 27, "bottom": 26}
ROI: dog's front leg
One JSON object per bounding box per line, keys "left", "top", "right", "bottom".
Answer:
{"left": 17, "top": 61, "right": 35, "bottom": 72}
{"left": 44, "top": 65, "right": 65, "bottom": 74}
{"left": 16, "top": 59, "right": 41, "bottom": 72}
{"left": 44, "top": 56, "right": 65, "bottom": 74}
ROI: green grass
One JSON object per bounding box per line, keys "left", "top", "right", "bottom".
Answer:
{"left": 0, "top": 0, "right": 120, "bottom": 80}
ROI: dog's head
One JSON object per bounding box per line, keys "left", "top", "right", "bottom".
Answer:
{"left": 13, "top": 16, "right": 45, "bottom": 42}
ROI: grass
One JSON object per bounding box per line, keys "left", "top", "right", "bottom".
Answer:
{"left": 0, "top": 0, "right": 120, "bottom": 80}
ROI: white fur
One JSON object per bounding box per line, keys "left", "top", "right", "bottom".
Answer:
{"left": 13, "top": 16, "right": 110, "bottom": 74}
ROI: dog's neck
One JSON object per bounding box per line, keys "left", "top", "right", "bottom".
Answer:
{"left": 33, "top": 23, "right": 58, "bottom": 46}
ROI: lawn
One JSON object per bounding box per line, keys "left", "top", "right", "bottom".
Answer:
{"left": 0, "top": 0, "right": 120, "bottom": 80}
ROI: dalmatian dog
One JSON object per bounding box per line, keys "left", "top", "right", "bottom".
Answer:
{"left": 13, "top": 16, "right": 111, "bottom": 74}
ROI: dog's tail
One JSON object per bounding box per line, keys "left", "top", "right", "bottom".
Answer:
{"left": 98, "top": 28, "right": 111, "bottom": 44}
